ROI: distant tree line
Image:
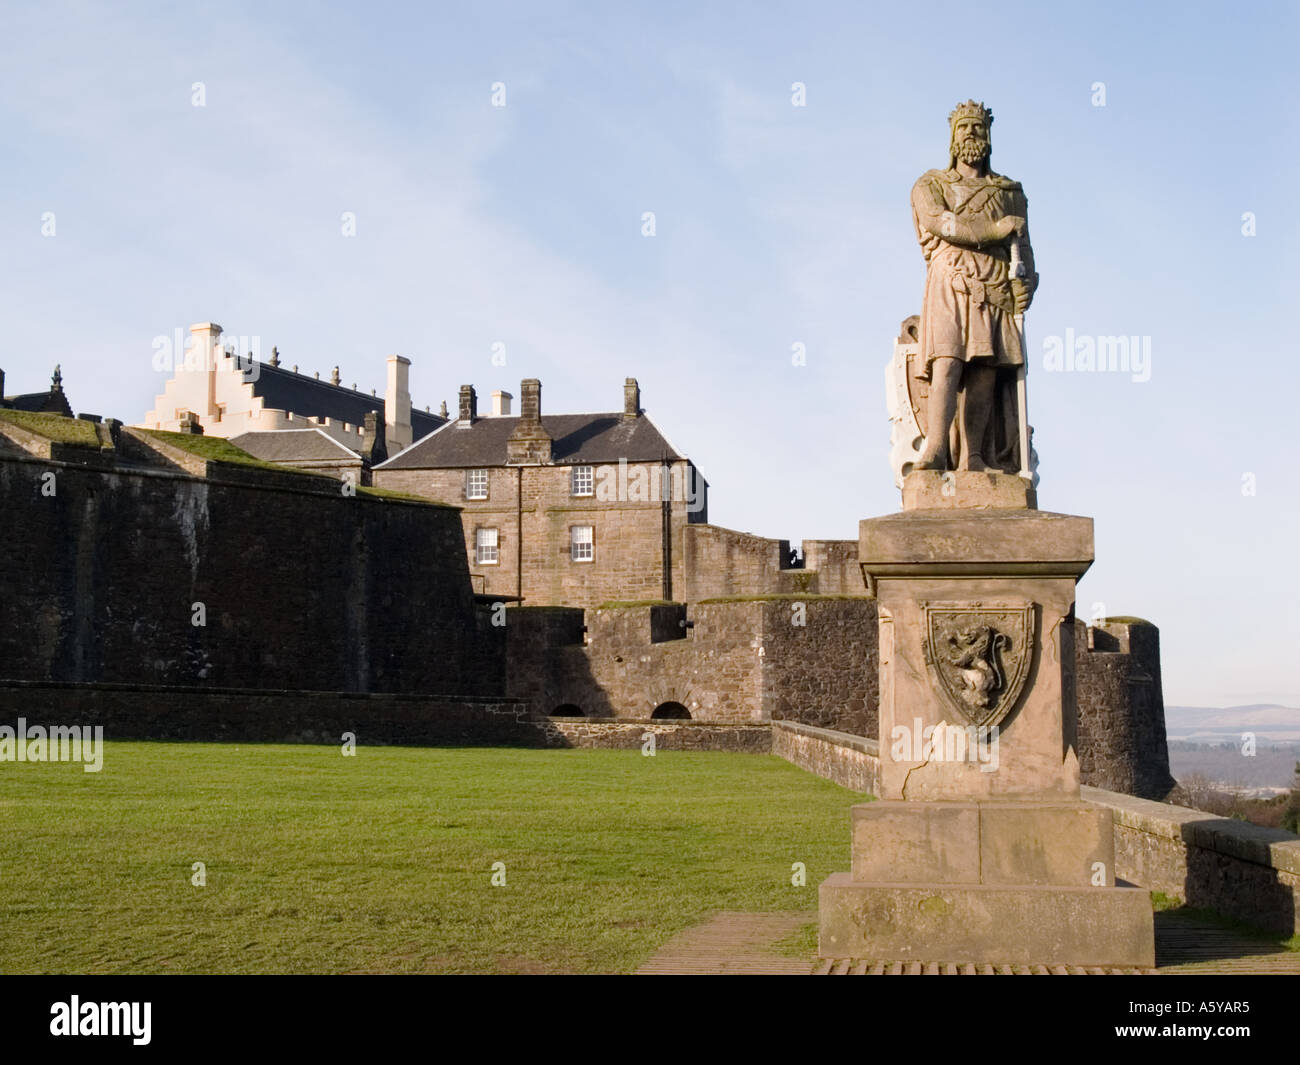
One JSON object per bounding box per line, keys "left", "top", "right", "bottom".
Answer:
{"left": 1170, "top": 762, "right": 1300, "bottom": 834}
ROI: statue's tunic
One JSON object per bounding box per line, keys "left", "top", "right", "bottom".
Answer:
{"left": 910, "top": 168, "right": 1032, "bottom": 373}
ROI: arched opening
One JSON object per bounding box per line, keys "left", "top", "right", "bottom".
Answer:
{"left": 551, "top": 704, "right": 584, "bottom": 717}
{"left": 651, "top": 702, "right": 691, "bottom": 720}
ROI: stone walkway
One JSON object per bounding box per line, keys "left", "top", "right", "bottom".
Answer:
{"left": 637, "top": 909, "right": 1300, "bottom": 975}
{"left": 636, "top": 912, "right": 813, "bottom": 975}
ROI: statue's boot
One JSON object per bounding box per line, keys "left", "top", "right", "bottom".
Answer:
{"left": 913, "top": 446, "right": 948, "bottom": 471}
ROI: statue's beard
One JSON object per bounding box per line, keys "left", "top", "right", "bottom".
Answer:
{"left": 955, "top": 137, "right": 989, "bottom": 165}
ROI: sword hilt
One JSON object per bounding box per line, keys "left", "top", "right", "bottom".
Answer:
{"left": 1009, "top": 235, "right": 1026, "bottom": 280}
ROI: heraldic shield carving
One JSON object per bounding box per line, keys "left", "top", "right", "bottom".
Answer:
{"left": 921, "top": 601, "right": 1035, "bottom": 728}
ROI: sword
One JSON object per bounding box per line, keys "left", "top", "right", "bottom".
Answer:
{"left": 1009, "top": 236, "right": 1031, "bottom": 482}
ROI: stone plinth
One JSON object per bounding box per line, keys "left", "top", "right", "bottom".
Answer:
{"left": 902, "top": 469, "right": 1037, "bottom": 510}
{"left": 819, "top": 503, "right": 1155, "bottom": 968}
{"left": 819, "top": 875, "right": 1154, "bottom": 968}
{"left": 862, "top": 509, "right": 1092, "bottom": 801}
{"left": 850, "top": 800, "right": 1115, "bottom": 887}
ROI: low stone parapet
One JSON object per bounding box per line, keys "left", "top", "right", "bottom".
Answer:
{"left": 771, "top": 720, "right": 879, "bottom": 794}
{"left": 1083, "top": 786, "right": 1300, "bottom": 937}
{"left": 772, "top": 720, "right": 1300, "bottom": 937}
{"left": 540, "top": 717, "right": 771, "bottom": 752}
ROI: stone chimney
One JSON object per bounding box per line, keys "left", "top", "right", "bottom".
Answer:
{"left": 506, "top": 378, "right": 552, "bottom": 463}
{"left": 190, "top": 322, "right": 223, "bottom": 418}
{"left": 385, "top": 355, "right": 412, "bottom": 453}
{"left": 458, "top": 385, "right": 478, "bottom": 426}
{"left": 491, "top": 390, "right": 513, "bottom": 416}
{"left": 623, "top": 377, "right": 641, "bottom": 420}
{"left": 362, "top": 410, "right": 388, "bottom": 466}
{"left": 189, "top": 322, "right": 223, "bottom": 353}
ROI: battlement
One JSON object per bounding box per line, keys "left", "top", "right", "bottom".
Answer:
{"left": 503, "top": 598, "right": 1174, "bottom": 798}
{"left": 1075, "top": 617, "right": 1175, "bottom": 798}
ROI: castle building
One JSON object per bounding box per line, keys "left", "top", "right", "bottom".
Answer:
{"left": 1, "top": 365, "right": 72, "bottom": 416}
{"left": 373, "top": 378, "right": 709, "bottom": 608}
{"left": 139, "top": 322, "right": 445, "bottom": 455}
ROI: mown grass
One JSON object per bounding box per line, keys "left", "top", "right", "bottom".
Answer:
{"left": 0, "top": 743, "right": 861, "bottom": 974}
{"left": 137, "top": 429, "right": 313, "bottom": 473}
{"left": 0, "top": 409, "right": 100, "bottom": 447}
{"left": 137, "top": 430, "right": 446, "bottom": 504}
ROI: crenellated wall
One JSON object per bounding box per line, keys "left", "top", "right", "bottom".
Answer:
{"left": 505, "top": 597, "right": 879, "bottom": 731}
{"left": 679, "top": 525, "right": 863, "bottom": 601}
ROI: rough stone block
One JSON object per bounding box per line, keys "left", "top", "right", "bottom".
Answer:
{"left": 902, "top": 469, "right": 1036, "bottom": 511}
{"left": 978, "top": 802, "right": 1115, "bottom": 886}
{"left": 819, "top": 873, "right": 1154, "bottom": 967}
{"left": 851, "top": 801, "right": 979, "bottom": 883}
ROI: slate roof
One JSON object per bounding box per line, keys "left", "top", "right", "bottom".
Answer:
{"left": 230, "top": 429, "right": 360, "bottom": 462}
{"left": 2, "top": 390, "right": 72, "bottom": 415}
{"left": 377, "top": 413, "right": 683, "bottom": 470}
{"left": 249, "top": 362, "right": 444, "bottom": 441}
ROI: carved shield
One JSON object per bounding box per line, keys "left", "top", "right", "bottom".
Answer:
{"left": 922, "top": 601, "right": 1035, "bottom": 728}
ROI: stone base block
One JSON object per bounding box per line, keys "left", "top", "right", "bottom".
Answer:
{"left": 851, "top": 800, "right": 1115, "bottom": 887}
{"left": 902, "top": 469, "right": 1036, "bottom": 511}
{"left": 819, "top": 873, "right": 1155, "bottom": 967}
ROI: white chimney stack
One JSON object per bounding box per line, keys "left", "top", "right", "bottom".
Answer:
{"left": 491, "top": 390, "right": 513, "bottom": 417}
{"left": 385, "top": 355, "right": 412, "bottom": 453}
{"left": 190, "top": 322, "right": 223, "bottom": 417}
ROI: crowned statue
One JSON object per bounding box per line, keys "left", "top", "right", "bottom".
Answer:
{"left": 902, "top": 100, "right": 1038, "bottom": 477}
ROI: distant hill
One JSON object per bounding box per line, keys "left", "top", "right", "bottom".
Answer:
{"left": 1164, "top": 705, "right": 1300, "bottom": 790}
{"left": 1165, "top": 704, "right": 1300, "bottom": 742}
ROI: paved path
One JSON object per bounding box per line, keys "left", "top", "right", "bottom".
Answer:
{"left": 636, "top": 911, "right": 813, "bottom": 975}
{"left": 637, "top": 909, "right": 1300, "bottom": 975}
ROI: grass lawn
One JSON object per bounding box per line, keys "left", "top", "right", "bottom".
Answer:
{"left": 0, "top": 743, "right": 862, "bottom": 974}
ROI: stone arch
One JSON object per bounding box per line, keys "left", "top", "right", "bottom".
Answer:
{"left": 551, "top": 703, "right": 584, "bottom": 717}
{"left": 651, "top": 701, "right": 691, "bottom": 720}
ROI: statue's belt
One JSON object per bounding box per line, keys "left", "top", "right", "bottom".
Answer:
{"left": 949, "top": 271, "right": 1013, "bottom": 315}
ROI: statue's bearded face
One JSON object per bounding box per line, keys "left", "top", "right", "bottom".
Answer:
{"left": 952, "top": 118, "right": 990, "bottom": 165}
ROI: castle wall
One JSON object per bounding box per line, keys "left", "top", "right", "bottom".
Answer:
{"left": 0, "top": 453, "right": 503, "bottom": 698}
{"left": 505, "top": 597, "right": 878, "bottom": 732}
{"left": 0, "top": 682, "right": 528, "bottom": 746}
{"left": 761, "top": 597, "right": 878, "bottom": 735}
{"left": 680, "top": 525, "right": 863, "bottom": 600}
{"left": 799, "top": 539, "right": 863, "bottom": 595}
{"left": 680, "top": 525, "right": 788, "bottom": 600}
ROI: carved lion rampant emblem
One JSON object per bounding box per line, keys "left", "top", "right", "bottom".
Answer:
{"left": 922, "top": 601, "right": 1035, "bottom": 727}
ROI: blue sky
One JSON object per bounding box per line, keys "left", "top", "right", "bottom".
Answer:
{"left": 2, "top": 1, "right": 1296, "bottom": 707}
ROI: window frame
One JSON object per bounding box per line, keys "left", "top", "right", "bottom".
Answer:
{"left": 465, "top": 468, "right": 489, "bottom": 501}
{"left": 570, "top": 524, "right": 594, "bottom": 563}
{"left": 570, "top": 464, "right": 594, "bottom": 497}
{"left": 475, "top": 526, "right": 500, "bottom": 565}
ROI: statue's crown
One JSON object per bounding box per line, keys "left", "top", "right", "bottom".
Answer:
{"left": 949, "top": 100, "right": 993, "bottom": 128}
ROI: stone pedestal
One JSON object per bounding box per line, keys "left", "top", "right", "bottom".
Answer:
{"left": 818, "top": 472, "right": 1155, "bottom": 967}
